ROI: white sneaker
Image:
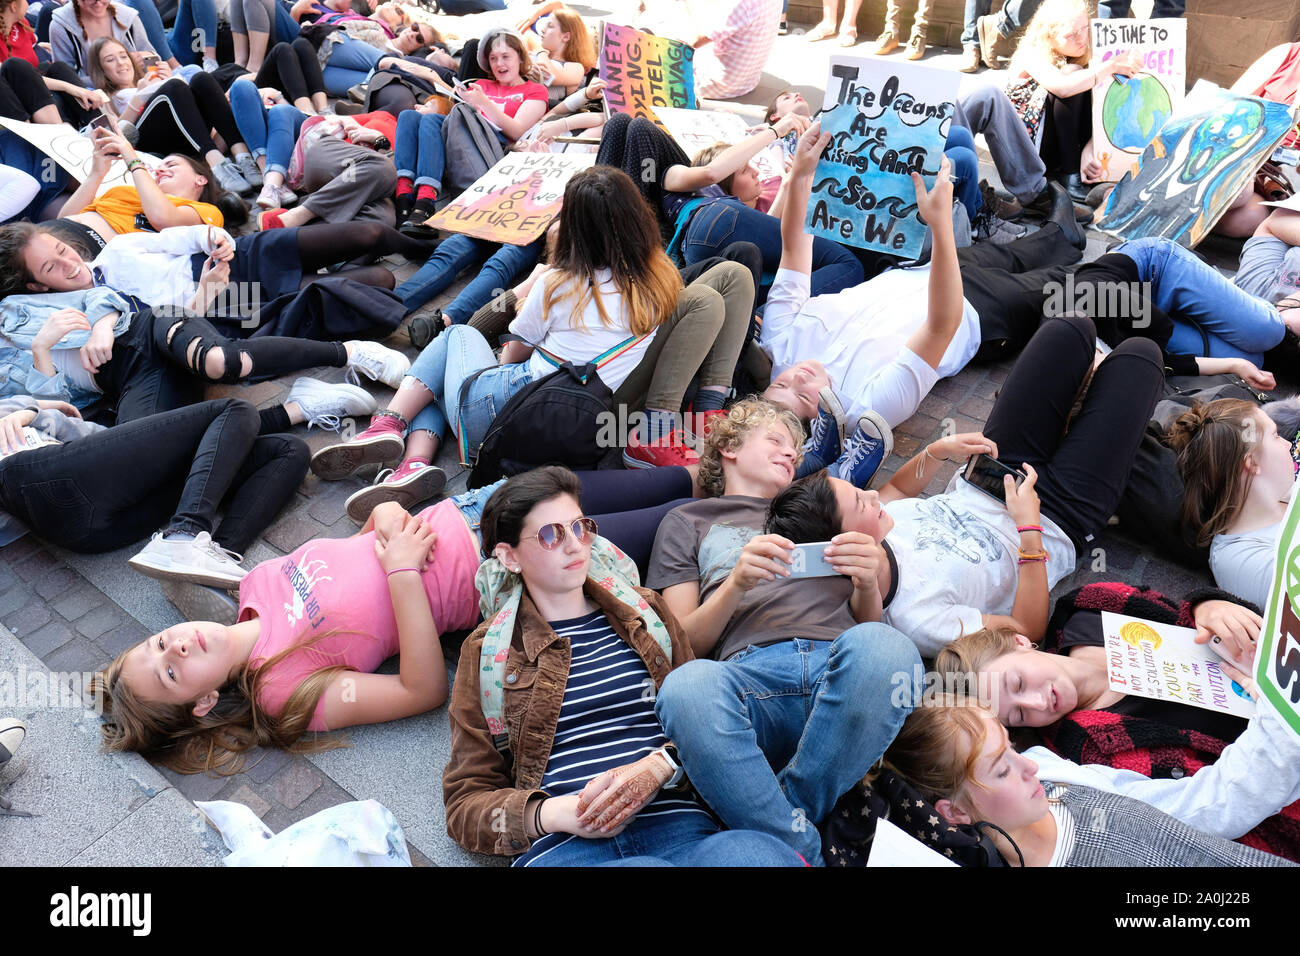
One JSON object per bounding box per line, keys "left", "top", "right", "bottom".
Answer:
{"left": 0, "top": 718, "right": 24, "bottom": 767}
{"left": 345, "top": 340, "right": 411, "bottom": 389}
{"left": 287, "top": 377, "right": 378, "bottom": 431}
{"left": 213, "top": 158, "right": 253, "bottom": 196}
{"left": 256, "top": 182, "right": 296, "bottom": 209}
{"left": 128, "top": 531, "right": 246, "bottom": 588}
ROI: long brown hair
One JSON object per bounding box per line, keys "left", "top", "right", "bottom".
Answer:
{"left": 549, "top": 6, "right": 595, "bottom": 69}
{"left": 541, "top": 165, "right": 681, "bottom": 337}
{"left": 1167, "top": 399, "right": 1262, "bottom": 546}
{"left": 88, "top": 36, "right": 143, "bottom": 96}
{"left": 90, "top": 627, "right": 357, "bottom": 775}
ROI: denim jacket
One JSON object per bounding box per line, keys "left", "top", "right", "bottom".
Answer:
{"left": 0, "top": 288, "right": 135, "bottom": 408}
{"left": 442, "top": 579, "right": 692, "bottom": 857}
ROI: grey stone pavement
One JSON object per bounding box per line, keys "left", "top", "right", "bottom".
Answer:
{"left": 0, "top": 0, "right": 1249, "bottom": 866}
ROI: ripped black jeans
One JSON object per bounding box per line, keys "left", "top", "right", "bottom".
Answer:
{"left": 95, "top": 308, "right": 346, "bottom": 423}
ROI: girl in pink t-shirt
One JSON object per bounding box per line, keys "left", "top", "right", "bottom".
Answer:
{"left": 94, "top": 499, "right": 482, "bottom": 774}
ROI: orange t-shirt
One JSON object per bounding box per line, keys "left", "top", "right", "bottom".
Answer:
{"left": 84, "top": 185, "right": 223, "bottom": 234}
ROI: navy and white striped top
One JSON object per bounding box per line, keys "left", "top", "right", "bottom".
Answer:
{"left": 515, "top": 611, "right": 711, "bottom": 866}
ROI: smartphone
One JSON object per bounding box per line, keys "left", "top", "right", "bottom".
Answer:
{"left": 787, "top": 541, "right": 840, "bottom": 579}
{"left": 141, "top": 52, "right": 160, "bottom": 67}
{"left": 87, "top": 112, "right": 114, "bottom": 133}
{"left": 1206, "top": 634, "right": 1253, "bottom": 675}
{"left": 963, "top": 453, "right": 1026, "bottom": 503}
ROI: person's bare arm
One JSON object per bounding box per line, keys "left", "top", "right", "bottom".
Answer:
{"left": 902, "top": 156, "right": 963, "bottom": 372}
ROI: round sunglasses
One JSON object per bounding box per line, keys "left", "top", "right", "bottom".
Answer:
{"left": 528, "top": 517, "right": 598, "bottom": 550}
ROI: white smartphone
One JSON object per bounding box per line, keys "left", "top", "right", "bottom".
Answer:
{"left": 787, "top": 541, "right": 839, "bottom": 579}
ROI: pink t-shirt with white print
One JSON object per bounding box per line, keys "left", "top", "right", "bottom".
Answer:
{"left": 237, "top": 500, "right": 481, "bottom": 731}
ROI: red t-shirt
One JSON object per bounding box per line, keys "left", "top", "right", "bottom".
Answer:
{"left": 0, "top": 21, "right": 39, "bottom": 67}
{"left": 470, "top": 78, "right": 547, "bottom": 120}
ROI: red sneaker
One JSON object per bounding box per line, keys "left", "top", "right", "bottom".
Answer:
{"left": 257, "top": 207, "right": 287, "bottom": 231}
{"left": 309, "top": 414, "right": 405, "bottom": 480}
{"left": 685, "top": 408, "right": 727, "bottom": 450}
{"left": 623, "top": 429, "right": 700, "bottom": 469}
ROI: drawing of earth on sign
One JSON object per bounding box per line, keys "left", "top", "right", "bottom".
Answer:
{"left": 1103, "top": 74, "right": 1172, "bottom": 151}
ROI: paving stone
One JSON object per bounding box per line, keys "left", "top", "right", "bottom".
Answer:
{"left": 94, "top": 619, "right": 150, "bottom": 658}
{"left": 264, "top": 513, "right": 329, "bottom": 553}
{"left": 0, "top": 561, "right": 19, "bottom": 593}
{"left": 305, "top": 480, "right": 357, "bottom": 523}
{"left": 0, "top": 535, "right": 43, "bottom": 563}
{"left": 165, "top": 766, "right": 230, "bottom": 802}
{"left": 268, "top": 760, "right": 324, "bottom": 809}
{"left": 224, "top": 783, "right": 272, "bottom": 818}
{"left": 74, "top": 602, "right": 126, "bottom": 639}
{"left": 0, "top": 583, "right": 33, "bottom": 618}
{"left": 958, "top": 396, "right": 995, "bottom": 420}
{"left": 243, "top": 746, "right": 292, "bottom": 784}
{"left": 893, "top": 432, "right": 922, "bottom": 459}
{"left": 928, "top": 377, "right": 970, "bottom": 401}
{"left": 897, "top": 413, "right": 940, "bottom": 440}
{"left": 12, "top": 548, "right": 61, "bottom": 582}
{"left": 42, "top": 637, "right": 108, "bottom": 675}
{"left": 4, "top": 601, "right": 52, "bottom": 638}
{"left": 32, "top": 566, "right": 84, "bottom": 601}
{"left": 21, "top": 619, "right": 75, "bottom": 657}
{"left": 50, "top": 582, "right": 107, "bottom": 622}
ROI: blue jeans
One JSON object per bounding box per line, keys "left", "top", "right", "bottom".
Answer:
{"left": 405, "top": 324, "right": 534, "bottom": 456}
{"left": 961, "top": 0, "right": 990, "bottom": 45}
{"left": 945, "top": 125, "right": 980, "bottom": 219}
{"left": 229, "top": 83, "right": 305, "bottom": 168}
{"left": 655, "top": 623, "right": 920, "bottom": 864}
{"left": 275, "top": 0, "right": 299, "bottom": 39}
{"left": 1116, "top": 237, "right": 1285, "bottom": 364}
{"left": 265, "top": 102, "right": 306, "bottom": 175}
{"left": 994, "top": 0, "right": 1044, "bottom": 35}
{"left": 394, "top": 110, "right": 444, "bottom": 192}
{"left": 682, "top": 197, "right": 864, "bottom": 297}
{"left": 121, "top": 0, "right": 175, "bottom": 60}
{"left": 394, "top": 232, "right": 542, "bottom": 316}
{"left": 167, "top": 0, "right": 219, "bottom": 65}
{"left": 321, "top": 37, "right": 382, "bottom": 96}
{"left": 516, "top": 810, "right": 805, "bottom": 867}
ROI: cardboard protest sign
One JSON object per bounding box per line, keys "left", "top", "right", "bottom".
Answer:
{"left": 656, "top": 106, "right": 752, "bottom": 155}
{"left": 0, "top": 118, "right": 152, "bottom": 195}
{"left": 806, "top": 56, "right": 957, "bottom": 259}
{"left": 1256, "top": 479, "right": 1300, "bottom": 736}
{"left": 1100, "top": 612, "right": 1256, "bottom": 719}
{"left": 598, "top": 22, "right": 695, "bottom": 128}
{"left": 1090, "top": 18, "right": 1186, "bottom": 183}
{"left": 1098, "top": 80, "right": 1295, "bottom": 247}
{"left": 867, "top": 818, "right": 958, "bottom": 868}
{"left": 427, "top": 151, "right": 595, "bottom": 245}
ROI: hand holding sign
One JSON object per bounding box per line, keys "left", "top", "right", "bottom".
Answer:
{"left": 912, "top": 154, "right": 952, "bottom": 227}
{"left": 790, "top": 120, "right": 828, "bottom": 181}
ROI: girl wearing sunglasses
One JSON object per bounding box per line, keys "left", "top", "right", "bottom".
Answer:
{"left": 444, "top": 466, "right": 804, "bottom": 866}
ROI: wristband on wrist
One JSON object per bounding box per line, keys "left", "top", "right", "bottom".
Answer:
{"left": 533, "top": 798, "right": 547, "bottom": 837}
{"left": 126, "top": 159, "right": 145, "bottom": 173}
{"left": 1016, "top": 524, "right": 1043, "bottom": 534}
{"left": 1016, "top": 548, "right": 1048, "bottom": 563}
{"left": 386, "top": 567, "right": 420, "bottom": 577}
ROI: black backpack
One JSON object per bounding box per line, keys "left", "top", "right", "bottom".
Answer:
{"left": 465, "top": 361, "right": 621, "bottom": 489}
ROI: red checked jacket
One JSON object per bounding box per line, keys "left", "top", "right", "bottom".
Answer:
{"left": 442, "top": 579, "right": 692, "bottom": 857}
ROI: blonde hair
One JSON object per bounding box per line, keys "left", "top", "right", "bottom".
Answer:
{"left": 697, "top": 397, "right": 805, "bottom": 498}
{"left": 90, "top": 628, "right": 355, "bottom": 775}
{"left": 1167, "top": 399, "right": 1264, "bottom": 546}
{"left": 877, "top": 694, "right": 997, "bottom": 805}
{"left": 934, "top": 626, "right": 1021, "bottom": 694}
{"left": 1011, "top": 0, "right": 1092, "bottom": 73}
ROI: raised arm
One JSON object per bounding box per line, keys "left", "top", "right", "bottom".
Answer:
{"left": 902, "top": 155, "right": 964, "bottom": 371}
{"left": 774, "top": 121, "right": 829, "bottom": 278}
{"left": 663, "top": 112, "right": 810, "bottom": 194}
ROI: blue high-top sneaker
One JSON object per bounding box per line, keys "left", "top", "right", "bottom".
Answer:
{"left": 796, "top": 387, "right": 848, "bottom": 478}
{"left": 828, "top": 411, "right": 893, "bottom": 488}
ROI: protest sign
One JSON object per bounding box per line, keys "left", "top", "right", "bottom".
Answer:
{"left": 657, "top": 106, "right": 752, "bottom": 155}
{"left": 1256, "top": 479, "right": 1300, "bottom": 736}
{"left": 805, "top": 56, "right": 957, "bottom": 259}
{"left": 599, "top": 22, "right": 695, "bottom": 128}
{"left": 1100, "top": 612, "right": 1256, "bottom": 719}
{"left": 1090, "top": 17, "right": 1186, "bottom": 182}
{"left": 0, "top": 117, "right": 149, "bottom": 195}
{"left": 1098, "top": 80, "right": 1295, "bottom": 247}
{"left": 428, "top": 151, "right": 595, "bottom": 245}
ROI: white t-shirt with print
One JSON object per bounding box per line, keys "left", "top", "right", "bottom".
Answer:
{"left": 881, "top": 474, "right": 1076, "bottom": 657}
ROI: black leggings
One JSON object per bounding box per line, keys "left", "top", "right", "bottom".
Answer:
{"left": 0, "top": 58, "right": 90, "bottom": 126}
{"left": 369, "top": 80, "right": 417, "bottom": 116}
{"left": 1041, "top": 89, "right": 1091, "bottom": 178}
{"left": 0, "top": 398, "right": 307, "bottom": 554}
{"left": 135, "top": 72, "right": 245, "bottom": 158}
{"left": 294, "top": 220, "right": 442, "bottom": 277}
{"left": 253, "top": 38, "right": 325, "bottom": 103}
{"left": 94, "top": 309, "right": 345, "bottom": 421}
{"left": 981, "top": 315, "right": 1163, "bottom": 551}
{"left": 578, "top": 467, "right": 694, "bottom": 578}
